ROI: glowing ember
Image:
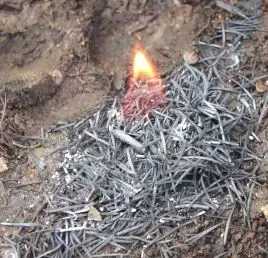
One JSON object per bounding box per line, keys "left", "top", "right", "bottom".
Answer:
{"left": 122, "top": 45, "right": 165, "bottom": 118}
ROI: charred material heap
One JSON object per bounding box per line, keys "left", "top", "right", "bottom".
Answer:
{"left": 16, "top": 1, "right": 267, "bottom": 257}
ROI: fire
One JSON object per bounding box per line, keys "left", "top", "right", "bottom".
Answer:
{"left": 122, "top": 44, "right": 166, "bottom": 118}
{"left": 133, "top": 48, "right": 159, "bottom": 81}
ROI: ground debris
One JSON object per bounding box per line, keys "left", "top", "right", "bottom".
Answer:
{"left": 0, "top": 246, "right": 18, "bottom": 258}
{"left": 183, "top": 49, "right": 199, "bottom": 64}
{"left": 256, "top": 80, "right": 268, "bottom": 93}
{"left": 260, "top": 204, "right": 268, "bottom": 220}
{"left": 254, "top": 184, "right": 268, "bottom": 220}
{"left": 0, "top": 157, "right": 8, "bottom": 173}
{"left": 0, "top": 0, "right": 24, "bottom": 10}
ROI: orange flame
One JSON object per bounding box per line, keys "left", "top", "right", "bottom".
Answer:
{"left": 132, "top": 46, "right": 160, "bottom": 81}
{"left": 122, "top": 44, "right": 165, "bottom": 118}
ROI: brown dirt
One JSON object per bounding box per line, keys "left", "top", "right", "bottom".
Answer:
{"left": 0, "top": 0, "right": 268, "bottom": 257}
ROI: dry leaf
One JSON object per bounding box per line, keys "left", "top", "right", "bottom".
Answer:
{"left": 260, "top": 204, "right": 268, "bottom": 220}
{"left": 88, "top": 204, "right": 102, "bottom": 221}
{"left": 0, "top": 157, "right": 8, "bottom": 173}
{"left": 183, "top": 50, "right": 199, "bottom": 65}
{"left": 256, "top": 80, "right": 268, "bottom": 93}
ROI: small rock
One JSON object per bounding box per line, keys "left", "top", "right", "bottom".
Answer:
{"left": 113, "top": 70, "right": 127, "bottom": 90}
{"left": 0, "top": 157, "right": 8, "bottom": 173}
{"left": 183, "top": 50, "right": 199, "bottom": 65}
{"left": 49, "top": 69, "right": 63, "bottom": 85}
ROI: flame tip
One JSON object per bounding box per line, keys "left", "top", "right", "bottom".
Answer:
{"left": 132, "top": 45, "right": 159, "bottom": 81}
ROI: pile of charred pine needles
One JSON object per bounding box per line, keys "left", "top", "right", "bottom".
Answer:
{"left": 11, "top": 1, "right": 268, "bottom": 257}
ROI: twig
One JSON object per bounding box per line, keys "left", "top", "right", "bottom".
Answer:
{"left": 14, "top": 181, "right": 42, "bottom": 188}
{"left": 0, "top": 93, "right": 7, "bottom": 135}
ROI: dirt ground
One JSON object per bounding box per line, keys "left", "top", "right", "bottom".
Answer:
{"left": 0, "top": 0, "right": 268, "bottom": 257}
